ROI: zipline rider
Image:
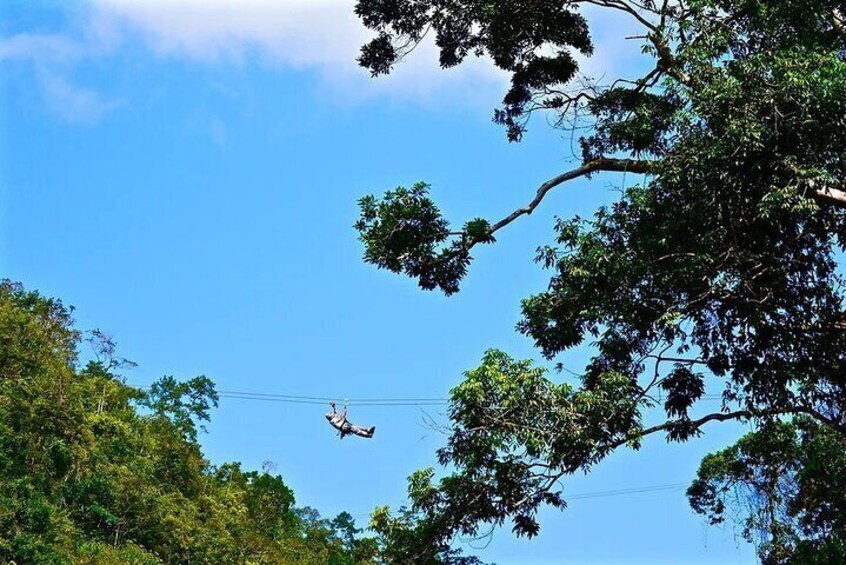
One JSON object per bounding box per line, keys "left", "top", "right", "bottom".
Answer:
{"left": 325, "top": 402, "right": 375, "bottom": 439}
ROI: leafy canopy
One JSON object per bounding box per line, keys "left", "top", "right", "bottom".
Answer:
{"left": 353, "top": 0, "right": 846, "bottom": 561}
{"left": 688, "top": 418, "right": 846, "bottom": 564}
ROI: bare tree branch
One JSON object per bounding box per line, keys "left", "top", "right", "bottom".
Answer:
{"left": 615, "top": 406, "right": 845, "bottom": 450}
{"left": 486, "top": 157, "right": 654, "bottom": 237}
{"left": 812, "top": 184, "right": 846, "bottom": 207}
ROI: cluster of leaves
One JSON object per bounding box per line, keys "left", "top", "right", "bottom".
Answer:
{"left": 688, "top": 418, "right": 846, "bottom": 564}
{"left": 521, "top": 38, "right": 846, "bottom": 424}
{"left": 355, "top": 0, "right": 593, "bottom": 141}
{"left": 580, "top": 88, "right": 680, "bottom": 161}
{"left": 366, "top": 350, "right": 644, "bottom": 562}
{"left": 352, "top": 0, "right": 846, "bottom": 561}
{"left": 0, "top": 280, "right": 377, "bottom": 564}
{"left": 356, "top": 182, "right": 493, "bottom": 295}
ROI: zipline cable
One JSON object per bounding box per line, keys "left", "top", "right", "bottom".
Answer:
{"left": 567, "top": 482, "right": 688, "bottom": 500}
{"left": 345, "top": 482, "right": 690, "bottom": 519}
{"left": 132, "top": 385, "right": 725, "bottom": 407}
{"left": 217, "top": 390, "right": 449, "bottom": 404}
{"left": 130, "top": 384, "right": 726, "bottom": 407}
{"left": 218, "top": 393, "right": 447, "bottom": 407}
{"left": 130, "top": 385, "right": 449, "bottom": 406}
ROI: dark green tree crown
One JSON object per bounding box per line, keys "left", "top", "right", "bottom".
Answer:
{"left": 353, "top": 1, "right": 846, "bottom": 562}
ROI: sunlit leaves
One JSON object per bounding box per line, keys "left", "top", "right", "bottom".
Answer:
{"left": 0, "top": 281, "right": 377, "bottom": 564}
{"left": 377, "top": 350, "right": 651, "bottom": 552}
{"left": 144, "top": 375, "right": 218, "bottom": 441}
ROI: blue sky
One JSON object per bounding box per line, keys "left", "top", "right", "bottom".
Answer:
{"left": 2, "top": 2, "right": 756, "bottom": 563}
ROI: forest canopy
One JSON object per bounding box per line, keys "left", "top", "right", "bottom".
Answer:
{"left": 0, "top": 279, "right": 377, "bottom": 565}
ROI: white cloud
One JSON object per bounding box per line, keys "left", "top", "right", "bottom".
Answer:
{"left": 36, "top": 69, "right": 123, "bottom": 124}
{"left": 91, "top": 0, "right": 365, "bottom": 66}
{"left": 0, "top": 32, "right": 83, "bottom": 64}
{"left": 0, "top": 30, "right": 121, "bottom": 124}
{"left": 86, "top": 0, "right": 647, "bottom": 106}
{"left": 1, "top": 0, "right": 644, "bottom": 123}
{"left": 88, "top": 0, "right": 509, "bottom": 107}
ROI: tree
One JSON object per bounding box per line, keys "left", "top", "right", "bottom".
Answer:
{"left": 0, "top": 279, "right": 377, "bottom": 564}
{"left": 688, "top": 418, "right": 846, "bottom": 563}
{"left": 352, "top": 0, "right": 846, "bottom": 561}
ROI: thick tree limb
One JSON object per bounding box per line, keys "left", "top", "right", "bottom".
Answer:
{"left": 504, "top": 404, "right": 843, "bottom": 514}
{"left": 470, "top": 160, "right": 846, "bottom": 252}
{"left": 487, "top": 157, "right": 654, "bottom": 236}
{"left": 811, "top": 183, "right": 846, "bottom": 207}
{"left": 614, "top": 406, "right": 845, "bottom": 450}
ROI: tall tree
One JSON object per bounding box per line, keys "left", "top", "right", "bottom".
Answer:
{"left": 353, "top": 1, "right": 846, "bottom": 561}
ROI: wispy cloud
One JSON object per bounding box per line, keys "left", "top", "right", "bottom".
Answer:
{"left": 1, "top": 0, "right": 642, "bottom": 124}
{"left": 206, "top": 116, "right": 228, "bottom": 147}
{"left": 0, "top": 30, "right": 121, "bottom": 124}
{"left": 0, "top": 25, "right": 126, "bottom": 124}
{"left": 86, "top": 0, "right": 647, "bottom": 105}
{"left": 88, "top": 0, "right": 509, "bottom": 107}
{"left": 0, "top": 32, "right": 83, "bottom": 64}
{"left": 576, "top": 4, "right": 654, "bottom": 83}
{"left": 36, "top": 68, "right": 123, "bottom": 124}
{"left": 90, "top": 0, "right": 366, "bottom": 66}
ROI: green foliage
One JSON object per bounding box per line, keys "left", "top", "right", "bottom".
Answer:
{"left": 355, "top": 0, "right": 592, "bottom": 141}
{"left": 353, "top": 0, "right": 846, "bottom": 560}
{"left": 355, "top": 182, "right": 494, "bottom": 295}
{"left": 0, "top": 280, "right": 376, "bottom": 564}
{"left": 688, "top": 419, "right": 846, "bottom": 564}
{"left": 369, "top": 502, "right": 485, "bottom": 565}
{"left": 367, "top": 350, "right": 642, "bottom": 562}
{"left": 581, "top": 88, "right": 680, "bottom": 160}
{"left": 143, "top": 375, "right": 218, "bottom": 441}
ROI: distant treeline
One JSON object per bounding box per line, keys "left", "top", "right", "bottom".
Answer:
{"left": 0, "top": 280, "right": 378, "bottom": 564}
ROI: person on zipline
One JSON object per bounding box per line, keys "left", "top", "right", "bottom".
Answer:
{"left": 325, "top": 402, "right": 375, "bottom": 439}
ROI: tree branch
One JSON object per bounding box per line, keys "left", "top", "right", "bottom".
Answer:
{"left": 623, "top": 409, "right": 756, "bottom": 446}
{"left": 486, "top": 157, "right": 654, "bottom": 236}
{"left": 506, "top": 404, "right": 843, "bottom": 515}
{"left": 465, "top": 162, "right": 846, "bottom": 253}
{"left": 614, "top": 406, "right": 845, "bottom": 450}
{"left": 811, "top": 184, "right": 846, "bottom": 207}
